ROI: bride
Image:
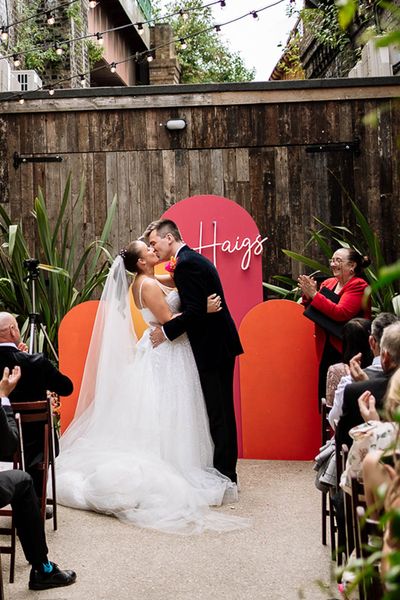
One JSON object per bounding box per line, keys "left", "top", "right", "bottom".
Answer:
{"left": 56, "top": 241, "right": 246, "bottom": 533}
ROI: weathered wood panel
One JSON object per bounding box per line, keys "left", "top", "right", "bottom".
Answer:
{"left": 0, "top": 83, "right": 398, "bottom": 287}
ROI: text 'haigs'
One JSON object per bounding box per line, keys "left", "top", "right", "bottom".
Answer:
{"left": 193, "top": 221, "right": 268, "bottom": 270}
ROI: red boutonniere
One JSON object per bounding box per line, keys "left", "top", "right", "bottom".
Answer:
{"left": 165, "top": 256, "right": 178, "bottom": 274}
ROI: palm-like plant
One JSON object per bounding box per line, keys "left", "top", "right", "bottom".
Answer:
{"left": 0, "top": 173, "right": 117, "bottom": 355}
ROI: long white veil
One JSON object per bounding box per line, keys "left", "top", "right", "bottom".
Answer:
{"left": 61, "top": 256, "right": 136, "bottom": 447}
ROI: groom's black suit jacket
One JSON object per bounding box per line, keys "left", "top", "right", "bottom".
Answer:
{"left": 162, "top": 245, "right": 243, "bottom": 371}
{"left": 0, "top": 345, "right": 73, "bottom": 468}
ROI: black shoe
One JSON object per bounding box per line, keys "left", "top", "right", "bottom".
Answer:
{"left": 29, "top": 562, "right": 76, "bottom": 590}
{"left": 45, "top": 506, "right": 53, "bottom": 520}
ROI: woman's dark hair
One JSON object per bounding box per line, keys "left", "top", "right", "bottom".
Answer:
{"left": 342, "top": 317, "right": 373, "bottom": 367}
{"left": 346, "top": 249, "right": 371, "bottom": 275}
{"left": 120, "top": 241, "right": 144, "bottom": 273}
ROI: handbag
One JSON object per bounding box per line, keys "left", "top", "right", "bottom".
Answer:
{"left": 303, "top": 286, "right": 344, "bottom": 339}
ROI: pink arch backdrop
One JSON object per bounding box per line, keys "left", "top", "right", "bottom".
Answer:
{"left": 59, "top": 195, "right": 321, "bottom": 459}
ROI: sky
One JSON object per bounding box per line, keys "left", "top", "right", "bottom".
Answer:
{"left": 210, "top": 0, "right": 301, "bottom": 80}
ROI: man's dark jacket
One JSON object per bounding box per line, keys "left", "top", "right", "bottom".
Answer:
{"left": 335, "top": 372, "right": 391, "bottom": 450}
{"left": 162, "top": 246, "right": 243, "bottom": 371}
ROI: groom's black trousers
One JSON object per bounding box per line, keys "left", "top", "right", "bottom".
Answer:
{"left": 198, "top": 356, "right": 238, "bottom": 483}
{"left": 0, "top": 470, "right": 48, "bottom": 566}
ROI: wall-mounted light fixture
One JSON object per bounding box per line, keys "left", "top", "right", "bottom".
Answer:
{"left": 165, "top": 119, "right": 186, "bottom": 131}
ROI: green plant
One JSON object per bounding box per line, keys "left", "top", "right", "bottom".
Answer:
{"left": 0, "top": 173, "right": 117, "bottom": 355}
{"left": 263, "top": 199, "right": 400, "bottom": 315}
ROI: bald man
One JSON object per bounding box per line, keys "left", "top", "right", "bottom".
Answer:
{"left": 0, "top": 312, "right": 73, "bottom": 498}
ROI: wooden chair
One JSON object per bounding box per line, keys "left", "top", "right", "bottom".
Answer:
{"left": 0, "top": 412, "right": 24, "bottom": 590}
{"left": 356, "top": 506, "right": 384, "bottom": 600}
{"left": 11, "top": 399, "right": 58, "bottom": 530}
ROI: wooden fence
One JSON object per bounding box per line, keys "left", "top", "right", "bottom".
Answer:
{"left": 0, "top": 78, "right": 398, "bottom": 284}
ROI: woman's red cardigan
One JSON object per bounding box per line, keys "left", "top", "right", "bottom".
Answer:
{"left": 303, "top": 276, "right": 371, "bottom": 353}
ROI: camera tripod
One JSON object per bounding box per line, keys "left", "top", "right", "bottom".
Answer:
{"left": 23, "top": 258, "right": 58, "bottom": 361}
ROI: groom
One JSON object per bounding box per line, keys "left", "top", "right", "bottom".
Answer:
{"left": 145, "top": 219, "right": 243, "bottom": 487}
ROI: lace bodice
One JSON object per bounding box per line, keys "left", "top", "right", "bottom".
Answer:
{"left": 140, "top": 280, "right": 181, "bottom": 325}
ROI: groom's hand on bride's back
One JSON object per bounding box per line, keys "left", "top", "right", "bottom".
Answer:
{"left": 149, "top": 324, "right": 166, "bottom": 348}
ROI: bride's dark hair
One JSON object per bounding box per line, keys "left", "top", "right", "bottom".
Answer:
{"left": 120, "top": 241, "right": 144, "bottom": 273}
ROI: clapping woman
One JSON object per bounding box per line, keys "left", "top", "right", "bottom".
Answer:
{"left": 298, "top": 247, "right": 371, "bottom": 403}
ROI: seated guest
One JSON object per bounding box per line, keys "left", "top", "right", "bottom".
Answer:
{"left": 298, "top": 247, "right": 371, "bottom": 402}
{"left": 340, "top": 366, "right": 400, "bottom": 493}
{"left": 335, "top": 321, "right": 400, "bottom": 451}
{"left": 0, "top": 366, "right": 76, "bottom": 590}
{"left": 0, "top": 312, "right": 73, "bottom": 498}
{"left": 326, "top": 317, "right": 372, "bottom": 409}
{"left": 328, "top": 312, "right": 398, "bottom": 427}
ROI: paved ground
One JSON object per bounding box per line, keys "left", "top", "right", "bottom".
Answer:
{"left": 1, "top": 460, "right": 339, "bottom": 600}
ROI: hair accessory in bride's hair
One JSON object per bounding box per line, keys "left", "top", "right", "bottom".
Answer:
{"left": 119, "top": 248, "right": 127, "bottom": 260}
{"left": 165, "top": 256, "right": 178, "bottom": 274}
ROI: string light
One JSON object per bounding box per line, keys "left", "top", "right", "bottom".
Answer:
{"left": 137, "top": 22, "right": 144, "bottom": 35}
{"left": 252, "top": 11, "right": 259, "bottom": 19}
{"left": 110, "top": 62, "right": 117, "bottom": 73}
{"left": 88, "top": 0, "right": 98, "bottom": 7}
{"left": 1, "top": 26, "right": 8, "bottom": 42}
{"left": 215, "top": 24, "right": 221, "bottom": 32}
{"left": 55, "top": 44, "right": 64, "bottom": 56}
{"left": 18, "top": 95, "right": 24, "bottom": 104}
{"left": 79, "top": 73, "right": 85, "bottom": 82}
{"left": 179, "top": 38, "right": 187, "bottom": 50}
{"left": 2, "top": 0, "right": 287, "bottom": 104}
{"left": 96, "top": 32, "right": 104, "bottom": 45}
{"left": 46, "top": 12, "right": 55, "bottom": 25}
{"left": 13, "top": 54, "right": 21, "bottom": 67}
{"left": 220, "top": 0, "right": 226, "bottom": 6}
{"left": 179, "top": 9, "right": 189, "bottom": 21}
{"left": 48, "top": 86, "right": 55, "bottom": 96}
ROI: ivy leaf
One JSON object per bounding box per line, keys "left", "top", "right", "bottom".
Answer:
{"left": 336, "top": 0, "right": 357, "bottom": 30}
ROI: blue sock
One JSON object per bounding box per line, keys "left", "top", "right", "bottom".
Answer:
{"left": 41, "top": 561, "right": 53, "bottom": 574}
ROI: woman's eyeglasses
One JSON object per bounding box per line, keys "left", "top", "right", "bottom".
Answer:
{"left": 330, "top": 257, "right": 348, "bottom": 264}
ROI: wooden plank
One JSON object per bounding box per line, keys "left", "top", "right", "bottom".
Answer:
{"left": 116, "top": 151, "right": 131, "bottom": 249}
{"left": 2, "top": 84, "right": 400, "bottom": 114}
{"left": 92, "top": 152, "right": 107, "bottom": 237}
{"left": 188, "top": 150, "right": 201, "bottom": 196}
{"left": 236, "top": 148, "right": 249, "bottom": 183}
{"left": 210, "top": 149, "right": 224, "bottom": 196}
{"left": 126, "top": 151, "right": 141, "bottom": 240}
{"left": 174, "top": 149, "right": 190, "bottom": 202}
{"left": 105, "top": 152, "right": 119, "bottom": 251}
{"left": 162, "top": 150, "right": 176, "bottom": 209}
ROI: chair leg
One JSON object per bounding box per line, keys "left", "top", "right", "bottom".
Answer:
{"left": 9, "top": 517, "right": 15, "bottom": 584}
{"left": 328, "top": 493, "right": 337, "bottom": 561}
{"left": 0, "top": 553, "right": 5, "bottom": 600}
{"left": 322, "top": 492, "right": 327, "bottom": 545}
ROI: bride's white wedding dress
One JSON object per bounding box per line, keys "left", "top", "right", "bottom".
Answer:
{"left": 56, "top": 257, "right": 245, "bottom": 534}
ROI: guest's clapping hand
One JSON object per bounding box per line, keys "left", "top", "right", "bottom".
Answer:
{"left": 297, "top": 275, "right": 317, "bottom": 301}
{"left": 349, "top": 352, "right": 369, "bottom": 382}
{"left": 358, "top": 390, "right": 380, "bottom": 422}
{"left": 0, "top": 366, "right": 21, "bottom": 397}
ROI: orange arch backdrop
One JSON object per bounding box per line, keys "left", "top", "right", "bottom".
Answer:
{"left": 239, "top": 299, "right": 320, "bottom": 460}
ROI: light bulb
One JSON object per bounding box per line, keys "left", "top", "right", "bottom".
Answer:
{"left": 179, "top": 38, "right": 187, "bottom": 50}
{"left": 18, "top": 96, "right": 25, "bottom": 104}
{"left": 179, "top": 9, "right": 188, "bottom": 21}
{"left": 89, "top": 0, "right": 97, "bottom": 8}
{"left": 147, "top": 53, "right": 154, "bottom": 62}
{"left": 79, "top": 74, "right": 85, "bottom": 82}
{"left": 96, "top": 32, "right": 104, "bottom": 45}
{"left": 252, "top": 11, "right": 258, "bottom": 19}
{"left": 220, "top": 0, "right": 226, "bottom": 6}
{"left": 48, "top": 87, "right": 55, "bottom": 96}
{"left": 1, "top": 27, "right": 8, "bottom": 42}
{"left": 13, "top": 54, "right": 21, "bottom": 67}
{"left": 110, "top": 62, "right": 117, "bottom": 73}
{"left": 55, "top": 45, "right": 64, "bottom": 56}
{"left": 137, "top": 22, "right": 144, "bottom": 36}
{"left": 215, "top": 25, "right": 221, "bottom": 33}
{"left": 46, "top": 12, "right": 55, "bottom": 25}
